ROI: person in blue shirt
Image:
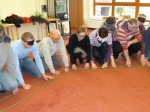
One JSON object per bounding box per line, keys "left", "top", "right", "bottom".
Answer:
{"left": 11, "top": 32, "right": 53, "bottom": 90}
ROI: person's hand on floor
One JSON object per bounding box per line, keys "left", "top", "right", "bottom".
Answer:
{"left": 21, "top": 83, "right": 31, "bottom": 90}
{"left": 146, "top": 60, "right": 150, "bottom": 66}
{"left": 91, "top": 61, "right": 97, "bottom": 69}
{"left": 64, "top": 67, "right": 69, "bottom": 72}
{"left": 84, "top": 63, "right": 89, "bottom": 69}
{"left": 140, "top": 54, "right": 146, "bottom": 66}
{"left": 72, "top": 64, "right": 77, "bottom": 70}
{"left": 42, "top": 73, "right": 53, "bottom": 81}
{"left": 126, "top": 59, "right": 132, "bottom": 67}
{"left": 53, "top": 71, "right": 60, "bottom": 75}
{"left": 101, "top": 62, "right": 108, "bottom": 68}
{"left": 110, "top": 56, "right": 116, "bottom": 68}
{"left": 111, "top": 60, "right": 116, "bottom": 68}
{"left": 12, "top": 87, "right": 19, "bottom": 95}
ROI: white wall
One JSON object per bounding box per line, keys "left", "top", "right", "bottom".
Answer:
{"left": 0, "top": 0, "right": 48, "bottom": 40}
{"left": 0, "top": 0, "right": 47, "bottom": 19}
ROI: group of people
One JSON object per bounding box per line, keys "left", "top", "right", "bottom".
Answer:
{"left": 67, "top": 14, "right": 150, "bottom": 69}
{"left": 0, "top": 14, "right": 150, "bottom": 95}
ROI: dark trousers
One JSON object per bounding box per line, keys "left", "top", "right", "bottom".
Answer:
{"left": 92, "top": 42, "right": 108, "bottom": 65}
{"left": 113, "top": 41, "right": 141, "bottom": 59}
{"left": 66, "top": 45, "right": 87, "bottom": 64}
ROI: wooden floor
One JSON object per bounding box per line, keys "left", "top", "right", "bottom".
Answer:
{"left": 0, "top": 28, "right": 150, "bottom": 112}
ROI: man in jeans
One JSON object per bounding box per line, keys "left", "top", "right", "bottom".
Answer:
{"left": 0, "top": 25, "right": 18, "bottom": 94}
{"left": 10, "top": 32, "right": 53, "bottom": 90}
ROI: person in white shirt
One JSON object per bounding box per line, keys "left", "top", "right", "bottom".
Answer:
{"left": 38, "top": 29, "right": 69, "bottom": 75}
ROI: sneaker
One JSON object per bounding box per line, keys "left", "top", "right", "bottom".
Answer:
{"left": 0, "top": 90, "right": 6, "bottom": 94}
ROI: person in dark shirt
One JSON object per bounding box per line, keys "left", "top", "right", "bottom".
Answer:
{"left": 137, "top": 14, "right": 147, "bottom": 66}
{"left": 66, "top": 25, "right": 92, "bottom": 70}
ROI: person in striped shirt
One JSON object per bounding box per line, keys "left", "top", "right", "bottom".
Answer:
{"left": 113, "top": 18, "right": 142, "bottom": 67}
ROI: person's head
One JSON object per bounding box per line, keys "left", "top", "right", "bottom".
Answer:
{"left": 48, "top": 29, "right": 61, "bottom": 43}
{"left": 128, "top": 18, "right": 139, "bottom": 31}
{"left": 0, "top": 25, "right": 5, "bottom": 36}
{"left": 21, "top": 32, "right": 35, "bottom": 48}
{"left": 77, "top": 25, "right": 87, "bottom": 41}
{"left": 137, "top": 14, "right": 146, "bottom": 25}
{"left": 105, "top": 16, "right": 116, "bottom": 32}
{"left": 98, "top": 27, "right": 109, "bottom": 39}
{"left": 106, "top": 16, "right": 116, "bottom": 25}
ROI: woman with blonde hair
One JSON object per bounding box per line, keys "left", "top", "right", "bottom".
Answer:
{"left": 66, "top": 25, "right": 94, "bottom": 70}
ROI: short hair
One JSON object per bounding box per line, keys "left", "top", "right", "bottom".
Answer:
{"left": 98, "top": 27, "right": 109, "bottom": 38}
{"left": 77, "top": 25, "right": 87, "bottom": 34}
{"left": 138, "top": 14, "right": 146, "bottom": 19}
{"left": 106, "top": 16, "right": 116, "bottom": 24}
{"left": 21, "top": 32, "right": 34, "bottom": 42}
{"left": 128, "top": 18, "right": 139, "bottom": 25}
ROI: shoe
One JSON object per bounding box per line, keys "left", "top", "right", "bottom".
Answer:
{"left": 0, "top": 90, "right": 6, "bottom": 94}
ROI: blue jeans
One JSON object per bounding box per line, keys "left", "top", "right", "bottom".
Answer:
{"left": 20, "top": 57, "right": 42, "bottom": 78}
{"left": 145, "top": 27, "right": 150, "bottom": 60}
{"left": 40, "top": 54, "right": 62, "bottom": 71}
{"left": 0, "top": 70, "right": 18, "bottom": 91}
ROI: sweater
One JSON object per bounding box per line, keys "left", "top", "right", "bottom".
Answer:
{"left": 38, "top": 37, "right": 69, "bottom": 74}
{"left": 10, "top": 40, "right": 45, "bottom": 84}
{"left": 113, "top": 21, "right": 142, "bottom": 50}
{"left": 139, "top": 24, "right": 146, "bottom": 54}
{"left": 0, "top": 42, "right": 16, "bottom": 79}
{"left": 67, "top": 33, "right": 91, "bottom": 64}
{"left": 89, "top": 29, "right": 112, "bottom": 62}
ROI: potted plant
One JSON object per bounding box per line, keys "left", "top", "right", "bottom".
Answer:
{"left": 116, "top": 7, "right": 124, "bottom": 18}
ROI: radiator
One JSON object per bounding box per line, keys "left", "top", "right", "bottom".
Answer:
{"left": 87, "top": 19, "right": 104, "bottom": 29}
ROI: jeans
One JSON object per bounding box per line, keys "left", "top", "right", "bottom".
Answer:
{"left": 20, "top": 57, "right": 42, "bottom": 78}
{"left": 0, "top": 69, "right": 18, "bottom": 91}
{"left": 92, "top": 42, "right": 108, "bottom": 65}
{"left": 40, "top": 54, "right": 62, "bottom": 71}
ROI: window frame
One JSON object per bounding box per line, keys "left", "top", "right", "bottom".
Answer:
{"left": 93, "top": 0, "right": 150, "bottom": 20}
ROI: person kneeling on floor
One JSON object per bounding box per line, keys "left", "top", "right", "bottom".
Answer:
{"left": 66, "top": 25, "right": 94, "bottom": 70}
{"left": 0, "top": 25, "right": 18, "bottom": 95}
{"left": 38, "top": 29, "right": 69, "bottom": 75}
{"left": 10, "top": 32, "right": 53, "bottom": 90}
{"left": 89, "top": 27, "right": 113, "bottom": 68}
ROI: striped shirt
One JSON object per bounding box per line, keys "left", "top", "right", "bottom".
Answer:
{"left": 113, "top": 21, "right": 142, "bottom": 50}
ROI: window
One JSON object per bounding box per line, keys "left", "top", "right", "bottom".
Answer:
{"left": 116, "top": 0, "right": 135, "bottom": 2}
{"left": 96, "top": 6, "right": 112, "bottom": 16}
{"left": 140, "top": 0, "right": 150, "bottom": 3}
{"left": 139, "top": 7, "right": 150, "bottom": 20}
{"left": 115, "top": 6, "right": 135, "bottom": 18}
{"left": 96, "top": 0, "right": 112, "bottom": 3}
{"left": 93, "top": 0, "right": 150, "bottom": 20}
